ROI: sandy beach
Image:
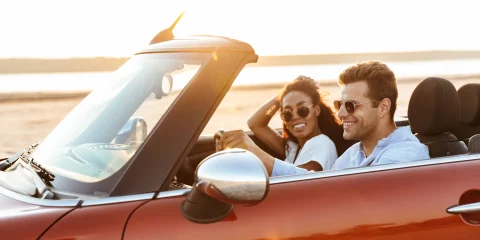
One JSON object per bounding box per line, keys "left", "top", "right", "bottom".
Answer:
{"left": 0, "top": 76, "right": 477, "bottom": 158}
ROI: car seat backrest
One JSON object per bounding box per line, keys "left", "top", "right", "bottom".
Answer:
{"left": 408, "top": 77, "right": 468, "bottom": 158}
{"left": 452, "top": 83, "right": 480, "bottom": 140}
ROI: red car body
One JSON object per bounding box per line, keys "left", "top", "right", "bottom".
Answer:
{"left": 1, "top": 32, "right": 480, "bottom": 240}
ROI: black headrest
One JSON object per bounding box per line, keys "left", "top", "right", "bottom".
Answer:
{"left": 408, "top": 77, "right": 460, "bottom": 135}
{"left": 458, "top": 83, "right": 480, "bottom": 125}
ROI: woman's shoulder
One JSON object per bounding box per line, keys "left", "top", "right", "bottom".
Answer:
{"left": 298, "top": 134, "right": 338, "bottom": 169}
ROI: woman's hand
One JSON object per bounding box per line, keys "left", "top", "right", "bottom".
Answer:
{"left": 219, "top": 129, "right": 276, "bottom": 176}
{"left": 219, "top": 129, "right": 258, "bottom": 152}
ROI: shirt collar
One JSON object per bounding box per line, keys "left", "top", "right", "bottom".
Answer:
{"left": 358, "top": 126, "right": 411, "bottom": 157}
{"left": 360, "top": 126, "right": 409, "bottom": 150}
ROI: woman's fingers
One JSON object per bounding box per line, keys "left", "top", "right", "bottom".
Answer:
{"left": 221, "top": 130, "right": 247, "bottom": 149}
{"left": 225, "top": 138, "right": 244, "bottom": 149}
{"left": 223, "top": 132, "right": 242, "bottom": 148}
{"left": 219, "top": 130, "right": 235, "bottom": 148}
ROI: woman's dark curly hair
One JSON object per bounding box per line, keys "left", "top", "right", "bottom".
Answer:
{"left": 278, "top": 76, "right": 354, "bottom": 156}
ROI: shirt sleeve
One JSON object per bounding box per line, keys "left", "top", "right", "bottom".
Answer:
{"left": 271, "top": 158, "right": 311, "bottom": 177}
{"left": 294, "top": 135, "right": 338, "bottom": 170}
{"left": 331, "top": 143, "right": 358, "bottom": 170}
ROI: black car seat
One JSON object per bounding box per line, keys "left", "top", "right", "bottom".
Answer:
{"left": 469, "top": 134, "right": 480, "bottom": 153}
{"left": 408, "top": 77, "right": 468, "bottom": 158}
{"left": 452, "top": 83, "right": 480, "bottom": 142}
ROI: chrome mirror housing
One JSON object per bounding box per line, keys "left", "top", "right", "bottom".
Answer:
{"left": 196, "top": 149, "right": 269, "bottom": 203}
{"left": 181, "top": 149, "right": 269, "bottom": 223}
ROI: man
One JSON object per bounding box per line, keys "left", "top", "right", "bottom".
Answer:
{"left": 222, "top": 61, "right": 430, "bottom": 176}
{"left": 330, "top": 61, "right": 430, "bottom": 170}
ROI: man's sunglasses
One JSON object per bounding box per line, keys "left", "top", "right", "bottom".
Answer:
{"left": 280, "top": 105, "right": 314, "bottom": 122}
{"left": 333, "top": 100, "right": 376, "bottom": 113}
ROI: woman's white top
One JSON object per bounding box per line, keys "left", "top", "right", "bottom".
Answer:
{"left": 283, "top": 134, "right": 338, "bottom": 171}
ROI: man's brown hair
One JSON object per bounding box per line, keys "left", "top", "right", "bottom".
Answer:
{"left": 338, "top": 61, "right": 398, "bottom": 120}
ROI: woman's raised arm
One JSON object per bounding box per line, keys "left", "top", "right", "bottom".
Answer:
{"left": 247, "top": 95, "right": 285, "bottom": 158}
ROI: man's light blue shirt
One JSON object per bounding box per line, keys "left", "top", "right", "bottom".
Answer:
{"left": 272, "top": 126, "right": 430, "bottom": 176}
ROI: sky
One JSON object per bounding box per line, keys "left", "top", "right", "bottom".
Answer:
{"left": 1, "top": 0, "right": 479, "bottom": 58}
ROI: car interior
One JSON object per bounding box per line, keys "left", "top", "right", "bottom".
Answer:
{"left": 175, "top": 77, "right": 480, "bottom": 186}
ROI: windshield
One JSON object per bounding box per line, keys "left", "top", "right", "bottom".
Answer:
{"left": 30, "top": 52, "right": 211, "bottom": 186}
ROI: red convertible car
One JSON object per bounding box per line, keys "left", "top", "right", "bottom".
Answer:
{"left": 1, "top": 16, "right": 480, "bottom": 240}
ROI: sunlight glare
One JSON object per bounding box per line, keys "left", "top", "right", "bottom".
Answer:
{"left": 1, "top": 0, "right": 480, "bottom": 58}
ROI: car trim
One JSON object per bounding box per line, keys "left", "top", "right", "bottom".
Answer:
{"left": 156, "top": 189, "right": 191, "bottom": 199}
{"left": 269, "top": 153, "right": 480, "bottom": 184}
{"left": 155, "top": 153, "right": 480, "bottom": 198}
{"left": 7, "top": 154, "right": 476, "bottom": 204}
{"left": 0, "top": 185, "right": 80, "bottom": 207}
{"left": 81, "top": 192, "right": 155, "bottom": 206}
{"left": 80, "top": 189, "right": 191, "bottom": 202}
{"left": 447, "top": 202, "right": 480, "bottom": 214}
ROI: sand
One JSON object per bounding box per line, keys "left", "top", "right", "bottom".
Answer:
{"left": 0, "top": 77, "right": 476, "bottom": 157}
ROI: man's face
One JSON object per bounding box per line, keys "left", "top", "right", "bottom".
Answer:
{"left": 337, "top": 81, "right": 379, "bottom": 141}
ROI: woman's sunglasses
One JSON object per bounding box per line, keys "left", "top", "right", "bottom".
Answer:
{"left": 333, "top": 100, "right": 376, "bottom": 113}
{"left": 280, "top": 105, "right": 314, "bottom": 122}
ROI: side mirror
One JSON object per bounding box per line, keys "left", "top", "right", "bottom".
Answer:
{"left": 181, "top": 149, "right": 269, "bottom": 224}
{"left": 114, "top": 117, "right": 147, "bottom": 144}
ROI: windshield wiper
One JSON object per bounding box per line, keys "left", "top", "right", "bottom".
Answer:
{"left": 0, "top": 149, "right": 24, "bottom": 171}
{"left": 0, "top": 143, "right": 38, "bottom": 171}
{"left": 19, "top": 157, "right": 55, "bottom": 199}
{"left": 2, "top": 143, "right": 56, "bottom": 199}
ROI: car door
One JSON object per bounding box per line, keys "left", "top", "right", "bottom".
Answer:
{"left": 39, "top": 196, "right": 151, "bottom": 240}
{"left": 123, "top": 153, "right": 480, "bottom": 240}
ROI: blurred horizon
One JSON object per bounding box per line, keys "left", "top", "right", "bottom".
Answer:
{"left": 2, "top": 50, "right": 480, "bottom": 74}
{"left": 2, "top": 0, "right": 480, "bottom": 58}
{"left": 2, "top": 49, "right": 480, "bottom": 60}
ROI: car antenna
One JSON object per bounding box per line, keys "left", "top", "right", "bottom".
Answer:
{"left": 149, "top": 11, "right": 185, "bottom": 45}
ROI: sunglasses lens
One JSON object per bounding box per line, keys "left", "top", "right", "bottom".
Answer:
{"left": 333, "top": 100, "right": 342, "bottom": 111}
{"left": 281, "top": 110, "right": 293, "bottom": 122}
{"left": 344, "top": 102, "right": 355, "bottom": 113}
{"left": 297, "top": 106, "right": 310, "bottom": 118}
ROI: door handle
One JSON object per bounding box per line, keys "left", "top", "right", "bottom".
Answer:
{"left": 447, "top": 202, "right": 480, "bottom": 214}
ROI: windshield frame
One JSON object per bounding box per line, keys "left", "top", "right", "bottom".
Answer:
{"left": 111, "top": 49, "right": 257, "bottom": 196}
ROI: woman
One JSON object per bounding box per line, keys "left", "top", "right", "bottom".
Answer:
{"left": 221, "top": 76, "right": 351, "bottom": 176}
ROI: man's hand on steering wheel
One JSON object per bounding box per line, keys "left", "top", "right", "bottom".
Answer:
{"left": 219, "top": 130, "right": 258, "bottom": 152}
